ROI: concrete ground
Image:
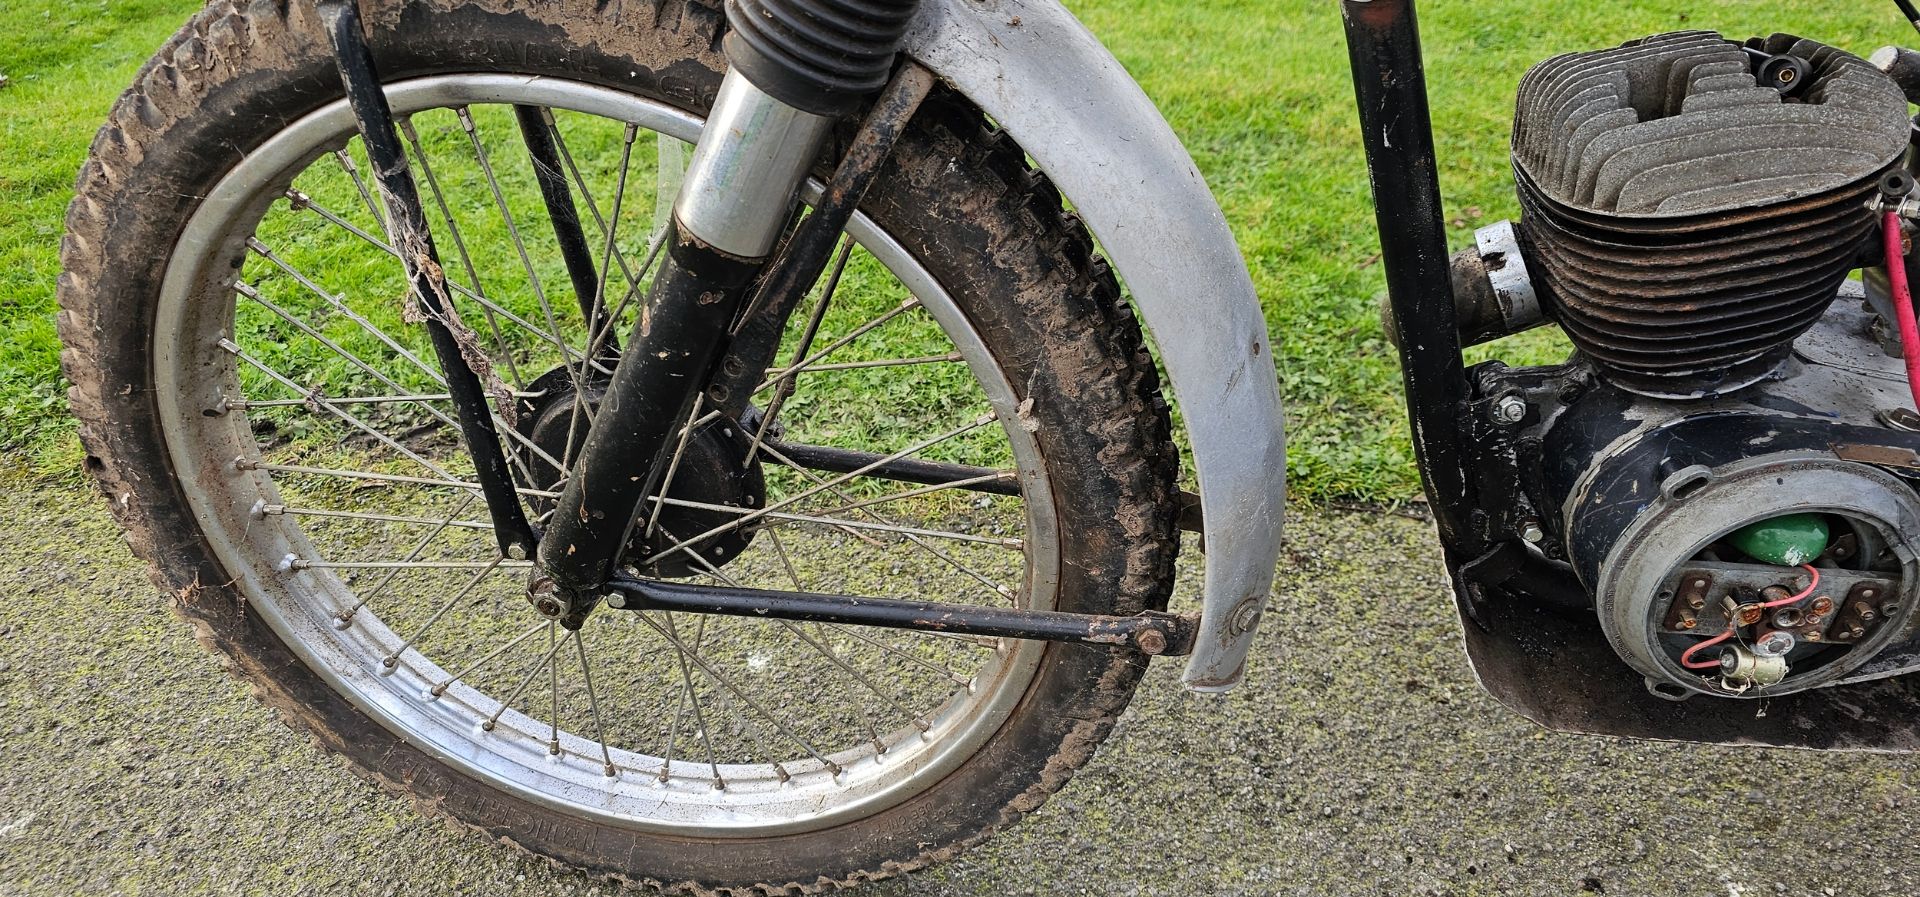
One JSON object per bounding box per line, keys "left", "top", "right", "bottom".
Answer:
{"left": 5, "top": 477, "right": 1920, "bottom": 897}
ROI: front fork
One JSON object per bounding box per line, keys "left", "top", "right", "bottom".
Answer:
{"left": 536, "top": 73, "right": 833, "bottom": 604}
{"left": 314, "top": 0, "right": 1201, "bottom": 653}
{"left": 318, "top": 0, "right": 914, "bottom": 604}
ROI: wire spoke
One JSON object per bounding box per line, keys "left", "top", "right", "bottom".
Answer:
{"left": 637, "top": 610, "right": 840, "bottom": 776}
{"left": 676, "top": 536, "right": 932, "bottom": 735}
{"left": 765, "top": 528, "right": 979, "bottom": 684}
{"left": 431, "top": 620, "right": 548, "bottom": 697}
{"left": 222, "top": 339, "right": 462, "bottom": 483}
{"left": 648, "top": 493, "right": 1021, "bottom": 548}
{"left": 266, "top": 503, "right": 493, "bottom": 531}
{"left": 572, "top": 628, "right": 619, "bottom": 777}
{"left": 642, "top": 412, "right": 1000, "bottom": 568}
{"left": 335, "top": 493, "right": 478, "bottom": 623}
{"left": 478, "top": 623, "right": 569, "bottom": 727}
{"left": 456, "top": 106, "right": 591, "bottom": 404}
{"left": 747, "top": 438, "right": 1018, "bottom": 603}
{"left": 753, "top": 297, "right": 922, "bottom": 396}
{"left": 746, "top": 237, "right": 852, "bottom": 466}
{"left": 659, "top": 613, "right": 724, "bottom": 787}
{"left": 382, "top": 558, "right": 506, "bottom": 667}
{"left": 287, "top": 189, "right": 614, "bottom": 378}
{"left": 332, "top": 148, "right": 386, "bottom": 230}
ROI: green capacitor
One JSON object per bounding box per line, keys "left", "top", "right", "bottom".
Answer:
{"left": 1728, "top": 513, "right": 1830, "bottom": 566}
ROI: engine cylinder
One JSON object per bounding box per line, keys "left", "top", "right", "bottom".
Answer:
{"left": 1510, "top": 32, "right": 1910, "bottom": 398}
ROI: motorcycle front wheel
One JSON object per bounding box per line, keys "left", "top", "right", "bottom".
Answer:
{"left": 58, "top": 0, "right": 1180, "bottom": 891}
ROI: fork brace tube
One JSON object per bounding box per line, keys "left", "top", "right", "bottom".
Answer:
{"left": 319, "top": 0, "right": 538, "bottom": 559}
{"left": 1341, "top": 0, "right": 1483, "bottom": 557}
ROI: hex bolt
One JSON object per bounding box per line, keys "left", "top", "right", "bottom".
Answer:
{"left": 1135, "top": 629, "right": 1169, "bottom": 656}
{"left": 1492, "top": 395, "right": 1528, "bottom": 425}
{"left": 506, "top": 543, "right": 529, "bottom": 561}
{"left": 1520, "top": 521, "right": 1546, "bottom": 544}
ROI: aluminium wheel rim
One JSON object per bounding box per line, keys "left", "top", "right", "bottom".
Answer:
{"left": 151, "top": 74, "right": 1059, "bottom": 836}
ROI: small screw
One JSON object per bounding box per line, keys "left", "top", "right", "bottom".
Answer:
{"left": 1811, "top": 597, "right": 1835, "bottom": 615}
{"left": 1135, "top": 629, "right": 1168, "bottom": 655}
{"left": 1492, "top": 395, "right": 1528, "bottom": 425}
{"left": 1677, "top": 615, "right": 1697, "bottom": 630}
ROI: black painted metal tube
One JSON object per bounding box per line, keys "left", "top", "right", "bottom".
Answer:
{"left": 760, "top": 439, "right": 1020, "bottom": 495}
{"left": 320, "top": 0, "right": 537, "bottom": 559}
{"left": 537, "top": 224, "right": 763, "bottom": 596}
{"left": 513, "top": 105, "right": 615, "bottom": 345}
{"left": 1341, "top": 0, "right": 1481, "bottom": 553}
{"left": 608, "top": 575, "right": 1194, "bottom": 655}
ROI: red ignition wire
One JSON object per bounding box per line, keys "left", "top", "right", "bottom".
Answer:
{"left": 1759, "top": 564, "right": 1821, "bottom": 609}
{"left": 1680, "top": 628, "right": 1734, "bottom": 670}
{"left": 1881, "top": 210, "right": 1920, "bottom": 414}
{"left": 1679, "top": 565, "right": 1820, "bottom": 670}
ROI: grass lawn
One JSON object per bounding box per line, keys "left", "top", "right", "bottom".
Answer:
{"left": 0, "top": 0, "right": 1908, "bottom": 498}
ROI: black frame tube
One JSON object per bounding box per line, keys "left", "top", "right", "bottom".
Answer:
{"left": 513, "top": 105, "right": 616, "bottom": 345}
{"left": 321, "top": 0, "right": 537, "bottom": 559}
{"left": 608, "top": 574, "right": 1195, "bottom": 655}
{"left": 1341, "top": 0, "right": 1482, "bottom": 555}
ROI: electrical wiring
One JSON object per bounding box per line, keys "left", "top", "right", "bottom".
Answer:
{"left": 1679, "top": 565, "right": 1820, "bottom": 670}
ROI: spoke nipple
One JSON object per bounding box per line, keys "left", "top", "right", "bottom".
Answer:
{"left": 604, "top": 764, "right": 618, "bottom": 779}
{"left": 549, "top": 740, "right": 561, "bottom": 756}
{"left": 712, "top": 778, "right": 725, "bottom": 791}
{"left": 429, "top": 683, "right": 447, "bottom": 697}
{"left": 775, "top": 763, "right": 792, "bottom": 782}
{"left": 276, "top": 553, "right": 301, "bottom": 574}
{"left": 826, "top": 763, "right": 844, "bottom": 779}
{"left": 480, "top": 719, "right": 496, "bottom": 732}
{"left": 332, "top": 614, "right": 353, "bottom": 631}
{"left": 380, "top": 655, "right": 398, "bottom": 670}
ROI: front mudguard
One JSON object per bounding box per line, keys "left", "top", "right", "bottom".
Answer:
{"left": 904, "top": 0, "right": 1286, "bottom": 690}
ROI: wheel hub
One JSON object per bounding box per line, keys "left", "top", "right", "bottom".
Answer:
{"left": 514, "top": 366, "right": 766, "bottom": 579}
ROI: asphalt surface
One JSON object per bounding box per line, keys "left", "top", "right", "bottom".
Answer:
{"left": 6, "top": 477, "right": 1920, "bottom": 896}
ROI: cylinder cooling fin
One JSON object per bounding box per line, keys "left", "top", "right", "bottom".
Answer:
{"left": 1510, "top": 32, "right": 1911, "bottom": 398}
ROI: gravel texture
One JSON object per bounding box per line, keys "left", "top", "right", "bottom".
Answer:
{"left": 5, "top": 477, "right": 1920, "bottom": 896}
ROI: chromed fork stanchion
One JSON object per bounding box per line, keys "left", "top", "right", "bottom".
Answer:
{"left": 318, "top": 0, "right": 537, "bottom": 560}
